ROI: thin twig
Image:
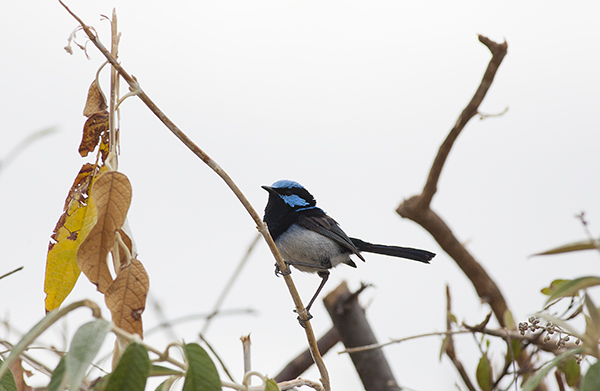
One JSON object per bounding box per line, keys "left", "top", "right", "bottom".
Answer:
{"left": 0, "top": 128, "right": 58, "bottom": 174}
{"left": 58, "top": 2, "right": 329, "bottom": 389}
{"left": 145, "top": 309, "right": 256, "bottom": 337}
{"left": 201, "top": 233, "right": 261, "bottom": 336}
{"left": 0, "top": 266, "right": 24, "bottom": 281}
{"left": 444, "top": 285, "right": 477, "bottom": 391}
{"left": 0, "top": 300, "right": 102, "bottom": 379}
{"left": 576, "top": 212, "right": 600, "bottom": 253}
{"left": 200, "top": 334, "right": 237, "bottom": 383}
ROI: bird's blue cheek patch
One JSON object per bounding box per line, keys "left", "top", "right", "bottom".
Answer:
{"left": 280, "top": 194, "right": 310, "bottom": 208}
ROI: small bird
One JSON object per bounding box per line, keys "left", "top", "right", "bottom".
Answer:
{"left": 262, "top": 179, "right": 435, "bottom": 320}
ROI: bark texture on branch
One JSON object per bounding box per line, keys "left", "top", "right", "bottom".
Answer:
{"left": 324, "top": 282, "right": 401, "bottom": 391}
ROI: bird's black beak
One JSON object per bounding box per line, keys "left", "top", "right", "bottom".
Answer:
{"left": 261, "top": 185, "right": 276, "bottom": 194}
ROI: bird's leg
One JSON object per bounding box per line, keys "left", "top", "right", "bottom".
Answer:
{"left": 274, "top": 261, "right": 292, "bottom": 277}
{"left": 297, "top": 270, "right": 330, "bottom": 326}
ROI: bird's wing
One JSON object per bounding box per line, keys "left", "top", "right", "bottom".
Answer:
{"left": 296, "top": 213, "right": 366, "bottom": 262}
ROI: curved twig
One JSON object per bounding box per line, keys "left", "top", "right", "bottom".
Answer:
{"left": 58, "top": 2, "right": 329, "bottom": 389}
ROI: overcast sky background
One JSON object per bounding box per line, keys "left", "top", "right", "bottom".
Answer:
{"left": 1, "top": 1, "right": 599, "bottom": 390}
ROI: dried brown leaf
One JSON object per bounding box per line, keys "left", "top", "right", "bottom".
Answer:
{"left": 83, "top": 80, "right": 107, "bottom": 117}
{"left": 105, "top": 258, "right": 149, "bottom": 337}
{"left": 79, "top": 111, "right": 109, "bottom": 157}
{"left": 78, "top": 171, "right": 132, "bottom": 293}
{"left": 9, "top": 357, "right": 33, "bottom": 391}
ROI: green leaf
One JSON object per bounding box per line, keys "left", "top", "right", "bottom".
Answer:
{"left": 90, "top": 375, "right": 110, "bottom": 391}
{"left": 545, "top": 277, "right": 600, "bottom": 304}
{"left": 532, "top": 239, "right": 599, "bottom": 256}
{"left": 0, "top": 358, "right": 17, "bottom": 391}
{"left": 0, "top": 301, "right": 95, "bottom": 380}
{"left": 503, "top": 310, "right": 516, "bottom": 329}
{"left": 264, "top": 378, "right": 280, "bottom": 391}
{"left": 150, "top": 365, "right": 184, "bottom": 377}
{"left": 582, "top": 362, "right": 600, "bottom": 391}
{"left": 541, "top": 279, "right": 572, "bottom": 296}
{"left": 155, "top": 378, "right": 175, "bottom": 391}
{"left": 182, "top": 343, "right": 221, "bottom": 391}
{"left": 105, "top": 342, "right": 150, "bottom": 391}
{"left": 559, "top": 357, "right": 580, "bottom": 387}
{"left": 522, "top": 347, "right": 584, "bottom": 391}
{"left": 67, "top": 319, "right": 112, "bottom": 391}
{"left": 505, "top": 338, "right": 522, "bottom": 364}
{"left": 585, "top": 295, "right": 600, "bottom": 354}
{"left": 47, "top": 356, "right": 67, "bottom": 391}
{"left": 476, "top": 354, "right": 493, "bottom": 391}
{"left": 439, "top": 336, "right": 449, "bottom": 362}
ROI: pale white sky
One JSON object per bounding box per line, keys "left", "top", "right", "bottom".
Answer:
{"left": 1, "top": 1, "right": 599, "bottom": 390}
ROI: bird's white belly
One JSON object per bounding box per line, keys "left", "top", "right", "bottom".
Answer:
{"left": 275, "top": 224, "right": 350, "bottom": 273}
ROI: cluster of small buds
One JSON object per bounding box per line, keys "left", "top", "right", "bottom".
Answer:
{"left": 518, "top": 316, "right": 576, "bottom": 349}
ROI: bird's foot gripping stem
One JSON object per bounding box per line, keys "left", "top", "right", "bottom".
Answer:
{"left": 274, "top": 262, "right": 292, "bottom": 277}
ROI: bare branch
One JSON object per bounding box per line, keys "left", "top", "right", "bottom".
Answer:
{"left": 397, "top": 35, "right": 509, "bottom": 327}
{"left": 418, "top": 35, "right": 508, "bottom": 208}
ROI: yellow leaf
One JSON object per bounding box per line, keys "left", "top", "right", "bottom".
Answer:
{"left": 78, "top": 171, "right": 132, "bottom": 293}
{"left": 44, "top": 164, "right": 105, "bottom": 312}
{"left": 44, "top": 200, "right": 97, "bottom": 312}
{"left": 105, "top": 258, "right": 149, "bottom": 337}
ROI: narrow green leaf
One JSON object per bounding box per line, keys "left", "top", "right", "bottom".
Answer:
{"left": 47, "top": 356, "right": 67, "bottom": 391}
{"left": 476, "top": 354, "right": 493, "bottom": 391}
{"left": 585, "top": 295, "right": 600, "bottom": 352}
{"left": 545, "top": 277, "right": 600, "bottom": 304}
{"left": 522, "top": 348, "right": 584, "bottom": 391}
{"left": 439, "top": 336, "right": 449, "bottom": 362}
{"left": 582, "top": 362, "right": 600, "bottom": 391}
{"left": 67, "top": 319, "right": 112, "bottom": 391}
{"left": 264, "top": 378, "right": 280, "bottom": 391}
{"left": 150, "top": 365, "right": 184, "bottom": 377}
{"left": 155, "top": 377, "right": 178, "bottom": 391}
{"left": 0, "top": 301, "right": 96, "bottom": 380}
{"left": 532, "top": 239, "right": 598, "bottom": 256}
{"left": 541, "top": 279, "right": 572, "bottom": 296}
{"left": 0, "top": 358, "right": 17, "bottom": 391}
{"left": 559, "top": 357, "right": 581, "bottom": 387}
{"left": 105, "top": 342, "right": 150, "bottom": 391}
{"left": 182, "top": 343, "right": 221, "bottom": 391}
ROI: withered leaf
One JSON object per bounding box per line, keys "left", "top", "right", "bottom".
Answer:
{"left": 78, "top": 171, "right": 132, "bottom": 293}
{"left": 83, "top": 80, "right": 108, "bottom": 117}
{"left": 105, "top": 258, "right": 149, "bottom": 337}
{"left": 79, "top": 111, "right": 109, "bottom": 157}
{"left": 9, "top": 357, "right": 33, "bottom": 391}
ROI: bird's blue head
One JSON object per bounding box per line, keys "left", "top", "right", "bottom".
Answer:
{"left": 262, "top": 180, "right": 324, "bottom": 240}
{"left": 262, "top": 180, "right": 319, "bottom": 212}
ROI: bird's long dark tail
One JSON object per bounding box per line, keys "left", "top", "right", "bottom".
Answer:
{"left": 350, "top": 237, "right": 435, "bottom": 263}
